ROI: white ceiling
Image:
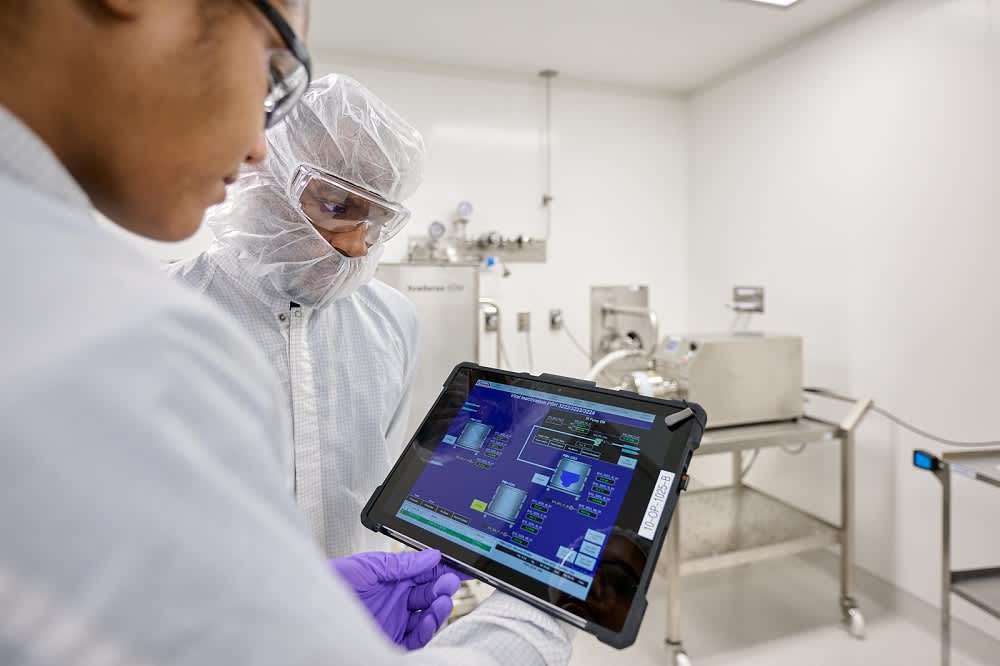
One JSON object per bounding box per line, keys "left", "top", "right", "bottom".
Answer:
{"left": 308, "top": 0, "right": 877, "bottom": 93}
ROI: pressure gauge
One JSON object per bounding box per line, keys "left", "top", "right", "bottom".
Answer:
{"left": 428, "top": 220, "right": 447, "bottom": 240}
{"left": 456, "top": 201, "right": 474, "bottom": 218}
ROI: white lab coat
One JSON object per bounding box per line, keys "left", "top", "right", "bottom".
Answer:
{"left": 0, "top": 105, "right": 572, "bottom": 665}
{"left": 169, "top": 246, "right": 418, "bottom": 557}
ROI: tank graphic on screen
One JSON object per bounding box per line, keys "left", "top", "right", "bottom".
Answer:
{"left": 549, "top": 458, "right": 591, "bottom": 497}
{"left": 486, "top": 483, "right": 528, "bottom": 524}
{"left": 456, "top": 421, "right": 492, "bottom": 452}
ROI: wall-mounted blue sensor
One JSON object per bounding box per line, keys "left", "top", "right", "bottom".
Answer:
{"left": 913, "top": 450, "right": 939, "bottom": 471}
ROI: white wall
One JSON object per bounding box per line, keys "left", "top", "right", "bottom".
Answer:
{"left": 689, "top": 0, "right": 1000, "bottom": 638}
{"left": 122, "top": 58, "right": 690, "bottom": 379}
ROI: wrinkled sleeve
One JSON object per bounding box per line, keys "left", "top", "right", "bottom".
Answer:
{"left": 408, "top": 592, "right": 576, "bottom": 666}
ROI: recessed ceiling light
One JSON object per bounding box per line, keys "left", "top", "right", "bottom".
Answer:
{"left": 743, "top": 0, "right": 802, "bottom": 7}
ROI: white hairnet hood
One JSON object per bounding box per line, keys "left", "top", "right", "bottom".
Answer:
{"left": 205, "top": 74, "right": 425, "bottom": 309}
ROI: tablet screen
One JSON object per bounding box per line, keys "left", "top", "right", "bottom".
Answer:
{"left": 400, "top": 377, "right": 654, "bottom": 600}
{"left": 363, "top": 365, "right": 702, "bottom": 643}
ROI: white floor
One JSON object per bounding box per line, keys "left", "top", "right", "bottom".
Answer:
{"left": 568, "top": 553, "right": 999, "bottom": 666}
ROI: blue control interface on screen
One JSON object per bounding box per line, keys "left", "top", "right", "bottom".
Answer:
{"left": 397, "top": 380, "right": 656, "bottom": 601}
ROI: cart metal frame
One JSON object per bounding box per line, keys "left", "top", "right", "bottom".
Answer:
{"left": 913, "top": 448, "right": 1000, "bottom": 666}
{"left": 662, "top": 399, "right": 873, "bottom": 666}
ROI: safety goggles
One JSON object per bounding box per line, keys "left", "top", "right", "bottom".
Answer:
{"left": 288, "top": 165, "right": 411, "bottom": 246}
{"left": 247, "top": 0, "right": 313, "bottom": 129}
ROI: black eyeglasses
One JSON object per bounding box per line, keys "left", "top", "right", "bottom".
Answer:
{"left": 247, "top": 0, "right": 313, "bottom": 128}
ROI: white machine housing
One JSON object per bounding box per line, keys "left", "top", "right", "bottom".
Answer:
{"left": 655, "top": 333, "right": 803, "bottom": 428}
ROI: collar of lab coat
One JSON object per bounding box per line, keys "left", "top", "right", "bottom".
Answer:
{"left": 0, "top": 105, "right": 91, "bottom": 212}
{"left": 209, "top": 242, "right": 311, "bottom": 315}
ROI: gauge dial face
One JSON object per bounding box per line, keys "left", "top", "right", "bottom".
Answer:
{"left": 457, "top": 201, "right": 474, "bottom": 217}
{"left": 428, "top": 221, "right": 447, "bottom": 240}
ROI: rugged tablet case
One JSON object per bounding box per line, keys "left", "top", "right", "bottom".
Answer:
{"left": 361, "top": 361, "right": 706, "bottom": 649}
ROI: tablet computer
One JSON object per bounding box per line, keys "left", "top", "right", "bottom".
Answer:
{"left": 362, "top": 363, "right": 705, "bottom": 648}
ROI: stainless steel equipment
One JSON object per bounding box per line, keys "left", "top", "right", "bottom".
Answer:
{"left": 586, "top": 286, "right": 803, "bottom": 427}
{"left": 375, "top": 264, "right": 480, "bottom": 439}
{"left": 590, "top": 285, "right": 657, "bottom": 362}
{"left": 585, "top": 303, "right": 856, "bottom": 665}
{"left": 407, "top": 209, "right": 547, "bottom": 264}
{"left": 913, "top": 448, "right": 1000, "bottom": 666}
{"left": 408, "top": 233, "right": 547, "bottom": 264}
{"left": 661, "top": 408, "right": 871, "bottom": 666}
{"left": 586, "top": 326, "right": 847, "bottom": 666}
{"left": 653, "top": 333, "right": 804, "bottom": 428}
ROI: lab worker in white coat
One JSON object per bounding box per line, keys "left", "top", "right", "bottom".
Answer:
{"left": 0, "top": 1, "right": 574, "bottom": 664}
{"left": 171, "top": 74, "right": 420, "bottom": 558}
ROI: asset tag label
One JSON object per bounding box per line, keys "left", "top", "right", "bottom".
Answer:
{"left": 638, "top": 470, "right": 675, "bottom": 540}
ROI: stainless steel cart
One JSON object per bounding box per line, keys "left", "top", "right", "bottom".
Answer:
{"left": 913, "top": 448, "right": 1000, "bottom": 666}
{"left": 660, "top": 399, "right": 873, "bottom": 666}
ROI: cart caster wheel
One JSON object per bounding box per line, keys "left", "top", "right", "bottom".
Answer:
{"left": 673, "top": 651, "right": 692, "bottom": 666}
{"left": 846, "top": 607, "right": 866, "bottom": 639}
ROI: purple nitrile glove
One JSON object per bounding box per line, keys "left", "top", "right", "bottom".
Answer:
{"left": 329, "top": 549, "right": 462, "bottom": 650}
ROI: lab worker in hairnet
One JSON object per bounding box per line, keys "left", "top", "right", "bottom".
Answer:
{"left": 171, "top": 73, "right": 419, "bottom": 559}
{"left": 0, "top": 1, "right": 573, "bottom": 664}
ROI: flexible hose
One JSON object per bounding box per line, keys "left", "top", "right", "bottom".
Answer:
{"left": 806, "top": 387, "right": 1000, "bottom": 448}
{"left": 585, "top": 349, "right": 643, "bottom": 382}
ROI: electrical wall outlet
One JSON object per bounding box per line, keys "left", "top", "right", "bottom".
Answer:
{"left": 732, "top": 286, "right": 765, "bottom": 313}
{"left": 549, "top": 309, "right": 564, "bottom": 331}
{"left": 517, "top": 311, "right": 531, "bottom": 332}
